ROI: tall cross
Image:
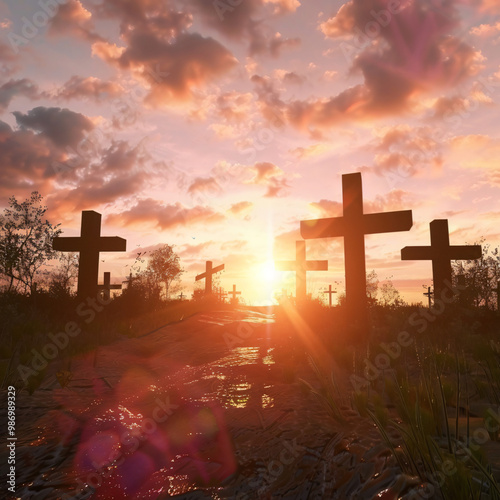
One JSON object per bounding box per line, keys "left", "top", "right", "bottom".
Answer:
{"left": 323, "top": 284, "right": 337, "bottom": 307}
{"left": 98, "top": 272, "right": 122, "bottom": 301}
{"left": 53, "top": 211, "right": 126, "bottom": 298}
{"left": 301, "top": 173, "right": 412, "bottom": 327}
{"left": 178, "top": 292, "right": 185, "bottom": 300}
{"left": 423, "top": 286, "right": 433, "bottom": 308}
{"left": 228, "top": 284, "right": 241, "bottom": 301}
{"left": 401, "top": 220, "right": 481, "bottom": 300}
{"left": 195, "top": 261, "right": 225, "bottom": 294}
{"left": 275, "top": 240, "right": 328, "bottom": 301}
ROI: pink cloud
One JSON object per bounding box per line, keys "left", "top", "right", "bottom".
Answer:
{"left": 107, "top": 199, "right": 226, "bottom": 230}
{"left": 55, "top": 76, "right": 124, "bottom": 101}
{"left": 250, "top": 0, "right": 484, "bottom": 134}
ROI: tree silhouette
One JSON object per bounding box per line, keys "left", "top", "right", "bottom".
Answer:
{"left": 145, "top": 244, "right": 183, "bottom": 299}
{"left": 0, "top": 192, "right": 61, "bottom": 294}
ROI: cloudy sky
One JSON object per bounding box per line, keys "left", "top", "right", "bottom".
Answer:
{"left": 1, "top": 0, "right": 499, "bottom": 305}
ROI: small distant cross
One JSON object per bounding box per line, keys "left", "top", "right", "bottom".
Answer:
{"left": 228, "top": 284, "right": 241, "bottom": 301}
{"left": 98, "top": 272, "right": 122, "bottom": 301}
{"left": 423, "top": 286, "right": 433, "bottom": 308}
{"left": 275, "top": 240, "right": 328, "bottom": 301}
{"left": 217, "top": 287, "right": 227, "bottom": 302}
{"left": 323, "top": 284, "right": 337, "bottom": 307}
{"left": 178, "top": 292, "right": 185, "bottom": 300}
{"left": 123, "top": 271, "right": 135, "bottom": 290}
{"left": 53, "top": 211, "right": 126, "bottom": 298}
{"left": 195, "top": 261, "right": 225, "bottom": 294}
{"left": 402, "top": 220, "right": 481, "bottom": 300}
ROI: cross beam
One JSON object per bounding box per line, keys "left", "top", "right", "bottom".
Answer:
{"left": 323, "top": 284, "right": 337, "bottom": 307}
{"left": 195, "top": 261, "right": 224, "bottom": 294}
{"left": 401, "top": 219, "right": 481, "bottom": 299}
{"left": 275, "top": 240, "right": 328, "bottom": 301}
{"left": 53, "top": 211, "right": 126, "bottom": 298}
{"left": 98, "top": 272, "right": 122, "bottom": 301}
{"left": 301, "top": 173, "right": 412, "bottom": 326}
{"left": 229, "top": 284, "right": 241, "bottom": 301}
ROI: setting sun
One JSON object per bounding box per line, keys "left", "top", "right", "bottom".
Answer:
{"left": 257, "top": 260, "right": 278, "bottom": 284}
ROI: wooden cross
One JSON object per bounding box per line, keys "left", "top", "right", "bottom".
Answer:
{"left": 401, "top": 219, "right": 481, "bottom": 300}
{"left": 98, "top": 272, "right": 122, "bottom": 301}
{"left": 195, "top": 260, "right": 224, "bottom": 294}
{"left": 53, "top": 211, "right": 126, "bottom": 298}
{"left": 423, "top": 286, "right": 433, "bottom": 308}
{"left": 301, "top": 173, "right": 412, "bottom": 327}
{"left": 216, "top": 287, "right": 227, "bottom": 302}
{"left": 275, "top": 240, "right": 328, "bottom": 301}
{"left": 323, "top": 284, "right": 337, "bottom": 307}
{"left": 228, "top": 284, "right": 241, "bottom": 301}
{"left": 178, "top": 292, "right": 185, "bottom": 300}
{"left": 123, "top": 271, "right": 135, "bottom": 291}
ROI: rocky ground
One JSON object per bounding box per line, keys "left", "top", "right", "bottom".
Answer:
{"left": 0, "top": 309, "right": 484, "bottom": 499}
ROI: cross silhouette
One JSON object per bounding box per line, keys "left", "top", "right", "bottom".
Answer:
{"left": 228, "top": 284, "right": 241, "bottom": 301}
{"left": 275, "top": 240, "right": 328, "bottom": 301}
{"left": 423, "top": 286, "right": 433, "bottom": 308}
{"left": 301, "top": 173, "right": 412, "bottom": 328}
{"left": 98, "top": 272, "right": 122, "bottom": 301}
{"left": 178, "top": 292, "right": 185, "bottom": 300}
{"left": 53, "top": 211, "right": 126, "bottom": 298}
{"left": 402, "top": 220, "right": 481, "bottom": 300}
{"left": 195, "top": 261, "right": 224, "bottom": 294}
{"left": 122, "top": 270, "right": 135, "bottom": 291}
{"left": 216, "top": 287, "right": 227, "bottom": 302}
{"left": 323, "top": 284, "right": 337, "bottom": 307}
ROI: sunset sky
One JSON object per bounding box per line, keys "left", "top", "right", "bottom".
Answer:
{"left": 1, "top": 0, "right": 500, "bottom": 305}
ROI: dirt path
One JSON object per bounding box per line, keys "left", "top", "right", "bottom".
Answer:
{"left": 1, "top": 310, "right": 409, "bottom": 499}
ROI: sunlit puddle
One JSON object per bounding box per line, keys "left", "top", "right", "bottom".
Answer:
{"left": 209, "top": 346, "right": 275, "bottom": 368}
{"left": 184, "top": 347, "right": 276, "bottom": 409}
{"left": 28, "top": 337, "right": 277, "bottom": 497}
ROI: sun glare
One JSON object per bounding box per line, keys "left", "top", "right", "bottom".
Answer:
{"left": 257, "top": 260, "right": 277, "bottom": 284}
